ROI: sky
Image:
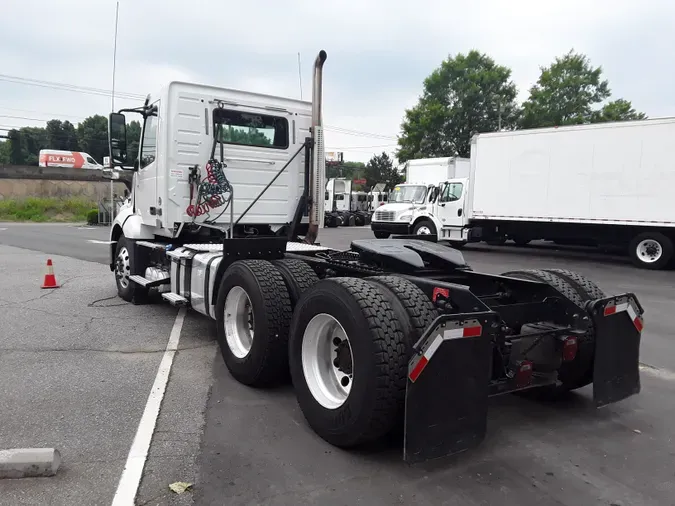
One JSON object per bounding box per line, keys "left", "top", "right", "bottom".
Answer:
{"left": 1, "top": 0, "right": 674, "bottom": 163}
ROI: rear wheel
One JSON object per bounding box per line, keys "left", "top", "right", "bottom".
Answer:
{"left": 629, "top": 231, "right": 673, "bottom": 270}
{"left": 373, "top": 231, "right": 390, "bottom": 239}
{"left": 501, "top": 269, "right": 600, "bottom": 396}
{"left": 215, "top": 260, "right": 292, "bottom": 387}
{"left": 288, "top": 278, "right": 407, "bottom": 447}
{"left": 272, "top": 258, "right": 319, "bottom": 308}
{"left": 511, "top": 236, "right": 531, "bottom": 246}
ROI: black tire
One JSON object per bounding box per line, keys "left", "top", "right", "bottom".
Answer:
{"left": 373, "top": 231, "right": 390, "bottom": 239}
{"left": 486, "top": 237, "right": 507, "bottom": 246}
{"left": 448, "top": 240, "right": 466, "bottom": 250}
{"left": 215, "top": 260, "right": 293, "bottom": 387}
{"left": 114, "top": 235, "right": 148, "bottom": 304}
{"left": 366, "top": 276, "right": 439, "bottom": 435}
{"left": 288, "top": 278, "right": 407, "bottom": 447}
{"left": 500, "top": 269, "right": 596, "bottom": 395}
{"left": 511, "top": 236, "right": 531, "bottom": 246}
{"left": 629, "top": 231, "right": 673, "bottom": 270}
{"left": 413, "top": 219, "right": 437, "bottom": 236}
{"left": 367, "top": 276, "right": 438, "bottom": 350}
{"left": 354, "top": 214, "right": 365, "bottom": 226}
{"left": 272, "top": 258, "right": 319, "bottom": 308}
{"left": 543, "top": 269, "right": 605, "bottom": 300}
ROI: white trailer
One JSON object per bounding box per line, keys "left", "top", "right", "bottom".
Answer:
{"left": 101, "top": 50, "right": 646, "bottom": 471}
{"left": 370, "top": 157, "right": 468, "bottom": 238}
{"left": 408, "top": 118, "right": 675, "bottom": 269}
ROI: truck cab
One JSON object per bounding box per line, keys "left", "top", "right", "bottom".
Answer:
{"left": 409, "top": 178, "right": 471, "bottom": 245}
{"left": 370, "top": 182, "right": 432, "bottom": 238}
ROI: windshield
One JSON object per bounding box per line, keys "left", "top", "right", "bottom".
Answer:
{"left": 389, "top": 185, "right": 427, "bottom": 204}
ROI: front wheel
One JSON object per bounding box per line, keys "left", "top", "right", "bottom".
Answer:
{"left": 629, "top": 232, "right": 673, "bottom": 270}
{"left": 413, "top": 219, "right": 437, "bottom": 236}
{"left": 114, "top": 235, "right": 148, "bottom": 303}
{"left": 373, "top": 231, "right": 390, "bottom": 239}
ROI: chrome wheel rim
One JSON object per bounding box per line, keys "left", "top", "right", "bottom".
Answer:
{"left": 115, "top": 246, "right": 130, "bottom": 288}
{"left": 301, "top": 314, "right": 353, "bottom": 409}
{"left": 224, "top": 286, "right": 255, "bottom": 358}
{"left": 637, "top": 239, "right": 662, "bottom": 264}
{"left": 416, "top": 226, "right": 432, "bottom": 235}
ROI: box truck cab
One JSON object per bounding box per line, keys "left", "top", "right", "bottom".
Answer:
{"left": 409, "top": 178, "right": 470, "bottom": 246}
{"left": 370, "top": 183, "right": 432, "bottom": 238}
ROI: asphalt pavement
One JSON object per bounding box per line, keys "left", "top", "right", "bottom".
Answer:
{"left": 0, "top": 222, "right": 674, "bottom": 505}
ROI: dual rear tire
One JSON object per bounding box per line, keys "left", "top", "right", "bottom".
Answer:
{"left": 215, "top": 259, "right": 436, "bottom": 447}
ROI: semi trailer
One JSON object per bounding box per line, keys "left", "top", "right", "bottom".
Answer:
{"left": 105, "top": 50, "right": 645, "bottom": 463}
{"left": 407, "top": 119, "right": 675, "bottom": 269}
{"left": 370, "top": 157, "right": 469, "bottom": 238}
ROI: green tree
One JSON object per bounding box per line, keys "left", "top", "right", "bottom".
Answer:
{"left": 590, "top": 98, "right": 647, "bottom": 123}
{"left": 325, "top": 160, "right": 365, "bottom": 180}
{"left": 397, "top": 50, "right": 520, "bottom": 161}
{"left": 519, "top": 50, "right": 646, "bottom": 128}
{"left": 220, "top": 126, "right": 272, "bottom": 147}
{"left": 8, "top": 129, "right": 25, "bottom": 164}
{"left": 77, "top": 115, "right": 108, "bottom": 163}
{"left": 364, "top": 152, "right": 402, "bottom": 188}
{"left": 0, "top": 140, "right": 9, "bottom": 164}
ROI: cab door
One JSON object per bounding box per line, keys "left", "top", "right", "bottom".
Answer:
{"left": 436, "top": 178, "right": 468, "bottom": 228}
{"left": 135, "top": 102, "right": 159, "bottom": 225}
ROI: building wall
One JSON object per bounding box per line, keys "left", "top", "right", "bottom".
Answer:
{"left": 0, "top": 179, "right": 128, "bottom": 201}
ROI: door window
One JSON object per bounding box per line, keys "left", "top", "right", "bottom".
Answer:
{"left": 440, "top": 182, "right": 463, "bottom": 202}
{"left": 140, "top": 111, "right": 158, "bottom": 169}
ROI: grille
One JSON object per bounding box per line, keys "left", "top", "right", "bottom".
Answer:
{"left": 374, "top": 210, "right": 395, "bottom": 222}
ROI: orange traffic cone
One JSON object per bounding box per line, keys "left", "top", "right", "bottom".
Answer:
{"left": 41, "top": 259, "right": 60, "bottom": 289}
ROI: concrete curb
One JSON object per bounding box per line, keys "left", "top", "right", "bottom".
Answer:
{"left": 0, "top": 448, "right": 61, "bottom": 479}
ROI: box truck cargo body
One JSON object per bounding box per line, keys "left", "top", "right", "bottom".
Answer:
{"left": 408, "top": 117, "right": 675, "bottom": 269}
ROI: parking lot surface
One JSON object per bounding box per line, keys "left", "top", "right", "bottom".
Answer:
{"left": 1, "top": 223, "right": 674, "bottom": 505}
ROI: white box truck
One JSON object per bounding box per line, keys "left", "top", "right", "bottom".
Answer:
{"left": 370, "top": 157, "right": 469, "bottom": 238}
{"left": 408, "top": 117, "right": 675, "bottom": 269}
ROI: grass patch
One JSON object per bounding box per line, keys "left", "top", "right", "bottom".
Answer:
{"left": 0, "top": 197, "right": 98, "bottom": 223}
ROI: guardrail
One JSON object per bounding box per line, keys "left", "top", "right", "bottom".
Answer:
{"left": 0, "top": 164, "right": 132, "bottom": 189}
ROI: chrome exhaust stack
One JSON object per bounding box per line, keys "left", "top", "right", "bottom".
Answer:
{"left": 306, "top": 50, "right": 327, "bottom": 244}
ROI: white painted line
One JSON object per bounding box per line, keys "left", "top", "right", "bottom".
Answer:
{"left": 88, "top": 239, "right": 114, "bottom": 245}
{"left": 640, "top": 363, "right": 675, "bottom": 381}
{"left": 111, "top": 308, "right": 187, "bottom": 506}
{"left": 0, "top": 228, "right": 7, "bottom": 231}
{"left": 77, "top": 226, "right": 95, "bottom": 230}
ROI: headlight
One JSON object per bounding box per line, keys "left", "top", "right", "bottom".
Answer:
{"left": 399, "top": 214, "right": 412, "bottom": 221}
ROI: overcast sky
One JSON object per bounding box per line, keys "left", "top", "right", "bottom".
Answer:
{"left": 1, "top": 0, "right": 674, "bottom": 163}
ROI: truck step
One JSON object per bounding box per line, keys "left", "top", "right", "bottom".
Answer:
{"left": 162, "top": 292, "right": 188, "bottom": 307}
{"left": 136, "top": 240, "right": 170, "bottom": 250}
{"left": 129, "top": 274, "right": 170, "bottom": 288}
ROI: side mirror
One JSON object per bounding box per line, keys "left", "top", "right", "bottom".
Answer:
{"left": 108, "top": 112, "right": 131, "bottom": 169}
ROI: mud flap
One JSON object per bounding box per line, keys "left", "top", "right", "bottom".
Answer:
{"left": 403, "top": 311, "right": 499, "bottom": 464}
{"left": 589, "top": 294, "right": 644, "bottom": 408}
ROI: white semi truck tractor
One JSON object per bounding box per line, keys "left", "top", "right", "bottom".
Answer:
{"left": 105, "top": 50, "right": 646, "bottom": 463}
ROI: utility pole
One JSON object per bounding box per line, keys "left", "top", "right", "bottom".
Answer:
{"left": 297, "top": 52, "right": 303, "bottom": 100}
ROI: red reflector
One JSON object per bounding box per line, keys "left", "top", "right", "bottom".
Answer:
{"left": 432, "top": 287, "right": 450, "bottom": 302}
{"left": 604, "top": 305, "right": 617, "bottom": 316}
{"left": 633, "top": 316, "right": 643, "bottom": 332}
{"left": 409, "top": 356, "right": 429, "bottom": 382}
{"left": 463, "top": 326, "right": 482, "bottom": 338}
{"left": 514, "top": 360, "right": 533, "bottom": 388}
{"left": 562, "top": 336, "right": 578, "bottom": 362}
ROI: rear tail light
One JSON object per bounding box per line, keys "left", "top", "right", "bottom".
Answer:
{"left": 562, "top": 336, "right": 578, "bottom": 362}
{"left": 514, "top": 360, "right": 533, "bottom": 388}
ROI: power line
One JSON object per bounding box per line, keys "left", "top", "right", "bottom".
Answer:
{"left": 0, "top": 105, "right": 86, "bottom": 121}
{"left": 326, "top": 143, "right": 398, "bottom": 150}
{"left": 324, "top": 125, "right": 398, "bottom": 140}
{"left": 0, "top": 74, "right": 144, "bottom": 101}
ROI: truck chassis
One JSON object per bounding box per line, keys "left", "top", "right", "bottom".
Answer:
{"left": 114, "top": 232, "right": 644, "bottom": 464}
